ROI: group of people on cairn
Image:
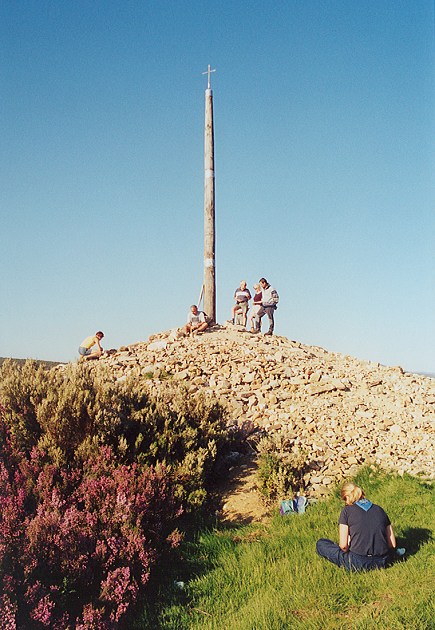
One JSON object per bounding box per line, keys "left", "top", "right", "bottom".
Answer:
{"left": 230, "top": 277, "right": 279, "bottom": 335}
{"left": 181, "top": 277, "right": 280, "bottom": 338}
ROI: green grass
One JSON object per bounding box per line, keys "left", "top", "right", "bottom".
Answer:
{"left": 134, "top": 469, "right": 434, "bottom": 630}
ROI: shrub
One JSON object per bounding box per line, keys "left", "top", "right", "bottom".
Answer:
{"left": 0, "top": 359, "right": 49, "bottom": 453}
{"left": 256, "top": 432, "right": 308, "bottom": 502}
{"left": 0, "top": 361, "right": 235, "bottom": 627}
{"left": 120, "top": 383, "right": 231, "bottom": 507}
{"left": 0, "top": 361, "right": 233, "bottom": 510}
{"left": 0, "top": 410, "right": 181, "bottom": 628}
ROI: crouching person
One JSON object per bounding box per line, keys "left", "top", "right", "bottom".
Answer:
{"left": 316, "top": 482, "right": 397, "bottom": 571}
{"left": 78, "top": 331, "right": 104, "bottom": 361}
{"left": 184, "top": 305, "right": 209, "bottom": 336}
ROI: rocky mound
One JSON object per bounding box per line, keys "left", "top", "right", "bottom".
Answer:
{"left": 98, "top": 325, "right": 434, "bottom": 497}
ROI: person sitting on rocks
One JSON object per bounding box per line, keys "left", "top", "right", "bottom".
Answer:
{"left": 184, "top": 305, "right": 209, "bottom": 336}
{"left": 229, "top": 280, "right": 252, "bottom": 327}
{"left": 316, "top": 482, "right": 397, "bottom": 571}
{"left": 78, "top": 331, "right": 104, "bottom": 360}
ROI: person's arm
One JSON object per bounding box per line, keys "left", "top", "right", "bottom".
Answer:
{"left": 96, "top": 337, "right": 103, "bottom": 352}
{"left": 386, "top": 524, "right": 396, "bottom": 549}
{"left": 339, "top": 524, "right": 349, "bottom": 551}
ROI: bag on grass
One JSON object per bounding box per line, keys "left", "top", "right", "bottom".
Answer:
{"left": 280, "top": 496, "right": 307, "bottom": 516}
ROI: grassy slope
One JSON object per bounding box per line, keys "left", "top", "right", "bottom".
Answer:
{"left": 136, "top": 469, "right": 434, "bottom": 630}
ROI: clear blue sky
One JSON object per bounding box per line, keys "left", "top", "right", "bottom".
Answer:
{"left": 1, "top": 0, "right": 433, "bottom": 373}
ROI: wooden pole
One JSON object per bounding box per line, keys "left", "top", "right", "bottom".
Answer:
{"left": 203, "top": 65, "right": 216, "bottom": 322}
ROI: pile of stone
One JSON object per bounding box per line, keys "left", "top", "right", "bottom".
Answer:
{"left": 98, "top": 324, "right": 434, "bottom": 496}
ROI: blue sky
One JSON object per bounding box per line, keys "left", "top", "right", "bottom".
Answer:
{"left": 1, "top": 0, "right": 433, "bottom": 373}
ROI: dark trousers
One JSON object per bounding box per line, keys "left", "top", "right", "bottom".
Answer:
{"left": 255, "top": 305, "right": 276, "bottom": 332}
{"left": 316, "top": 539, "right": 388, "bottom": 572}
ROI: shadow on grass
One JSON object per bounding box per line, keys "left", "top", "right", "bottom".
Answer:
{"left": 398, "top": 527, "right": 433, "bottom": 556}
{"left": 386, "top": 527, "right": 433, "bottom": 569}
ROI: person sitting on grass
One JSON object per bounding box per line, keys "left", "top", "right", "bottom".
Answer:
{"left": 78, "top": 331, "right": 104, "bottom": 361}
{"left": 184, "top": 305, "right": 208, "bottom": 336}
{"left": 316, "top": 481, "right": 397, "bottom": 571}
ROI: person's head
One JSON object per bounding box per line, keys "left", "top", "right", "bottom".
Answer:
{"left": 259, "top": 277, "right": 268, "bottom": 288}
{"left": 341, "top": 482, "right": 364, "bottom": 505}
{"left": 253, "top": 283, "right": 261, "bottom": 292}
{"left": 240, "top": 280, "right": 247, "bottom": 289}
{"left": 96, "top": 331, "right": 104, "bottom": 340}
{"left": 190, "top": 305, "right": 198, "bottom": 314}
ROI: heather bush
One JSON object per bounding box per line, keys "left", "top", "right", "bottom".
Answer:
{"left": 0, "top": 361, "right": 233, "bottom": 509}
{"left": 35, "top": 364, "right": 122, "bottom": 461}
{"left": 0, "top": 410, "right": 181, "bottom": 628}
{"left": 0, "top": 359, "right": 49, "bottom": 453}
{"left": 119, "top": 383, "right": 231, "bottom": 507}
{"left": 0, "top": 361, "right": 235, "bottom": 627}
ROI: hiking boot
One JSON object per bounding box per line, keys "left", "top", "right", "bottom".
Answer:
{"left": 250, "top": 329, "right": 260, "bottom": 334}
{"left": 264, "top": 330, "right": 273, "bottom": 336}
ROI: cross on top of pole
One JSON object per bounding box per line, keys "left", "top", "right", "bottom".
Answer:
{"left": 202, "top": 64, "right": 216, "bottom": 89}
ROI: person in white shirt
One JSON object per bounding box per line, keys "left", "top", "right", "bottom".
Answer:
{"left": 230, "top": 280, "right": 252, "bottom": 327}
{"left": 184, "top": 305, "right": 208, "bottom": 335}
{"left": 252, "top": 278, "right": 279, "bottom": 336}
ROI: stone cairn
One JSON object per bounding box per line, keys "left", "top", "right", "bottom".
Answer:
{"left": 96, "top": 325, "right": 434, "bottom": 497}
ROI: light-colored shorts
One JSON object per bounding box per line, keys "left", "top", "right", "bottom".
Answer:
{"left": 235, "top": 301, "right": 249, "bottom": 314}
{"left": 78, "top": 346, "right": 92, "bottom": 356}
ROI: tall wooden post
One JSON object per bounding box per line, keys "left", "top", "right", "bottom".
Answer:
{"left": 202, "top": 65, "right": 216, "bottom": 323}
